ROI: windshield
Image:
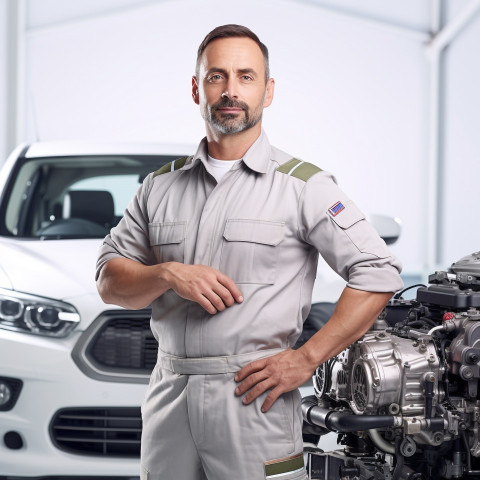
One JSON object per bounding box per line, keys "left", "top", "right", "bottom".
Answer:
{"left": 0, "top": 153, "right": 178, "bottom": 239}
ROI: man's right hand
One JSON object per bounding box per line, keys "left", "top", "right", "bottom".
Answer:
{"left": 97, "top": 257, "right": 242, "bottom": 313}
{"left": 163, "top": 263, "right": 243, "bottom": 314}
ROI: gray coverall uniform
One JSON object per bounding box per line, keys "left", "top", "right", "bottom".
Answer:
{"left": 96, "top": 130, "right": 403, "bottom": 480}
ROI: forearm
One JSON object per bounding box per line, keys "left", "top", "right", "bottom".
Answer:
{"left": 97, "top": 257, "right": 244, "bottom": 313}
{"left": 96, "top": 257, "right": 172, "bottom": 309}
{"left": 299, "top": 286, "right": 393, "bottom": 367}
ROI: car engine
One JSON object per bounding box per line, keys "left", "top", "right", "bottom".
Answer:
{"left": 302, "top": 251, "right": 480, "bottom": 479}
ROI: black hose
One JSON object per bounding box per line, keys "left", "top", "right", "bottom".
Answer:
{"left": 461, "top": 430, "right": 480, "bottom": 476}
{"left": 428, "top": 418, "right": 444, "bottom": 430}
{"left": 393, "top": 284, "right": 427, "bottom": 299}
{"left": 302, "top": 396, "right": 395, "bottom": 432}
{"left": 404, "top": 319, "right": 437, "bottom": 329}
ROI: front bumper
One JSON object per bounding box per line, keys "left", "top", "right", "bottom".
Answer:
{"left": 0, "top": 328, "right": 147, "bottom": 477}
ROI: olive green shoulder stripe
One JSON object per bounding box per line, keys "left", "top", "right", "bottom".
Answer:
{"left": 276, "top": 157, "right": 302, "bottom": 174}
{"left": 291, "top": 162, "right": 322, "bottom": 181}
{"left": 276, "top": 157, "right": 322, "bottom": 182}
{"left": 153, "top": 156, "right": 188, "bottom": 177}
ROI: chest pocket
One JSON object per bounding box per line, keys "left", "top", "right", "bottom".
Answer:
{"left": 148, "top": 221, "right": 186, "bottom": 264}
{"left": 220, "top": 219, "right": 285, "bottom": 285}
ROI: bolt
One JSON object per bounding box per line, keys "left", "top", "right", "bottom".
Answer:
{"left": 419, "top": 344, "right": 427, "bottom": 353}
{"left": 466, "top": 351, "right": 480, "bottom": 365}
{"left": 459, "top": 422, "right": 467, "bottom": 431}
{"left": 463, "top": 368, "right": 474, "bottom": 379}
{"left": 428, "top": 355, "right": 436, "bottom": 363}
{"left": 433, "top": 432, "right": 444, "bottom": 443}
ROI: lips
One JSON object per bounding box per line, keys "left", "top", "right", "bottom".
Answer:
{"left": 212, "top": 98, "right": 248, "bottom": 115}
{"left": 217, "top": 108, "right": 243, "bottom": 114}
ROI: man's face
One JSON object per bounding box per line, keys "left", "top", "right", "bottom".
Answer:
{"left": 192, "top": 37, "right": 274, "bottom": 135}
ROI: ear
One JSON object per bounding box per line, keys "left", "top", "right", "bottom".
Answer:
{"left": 192, "top": 76, "right": 200, "bottom": 105}
{"left": 263, "top": 78, "right": 275, "bottom": 108}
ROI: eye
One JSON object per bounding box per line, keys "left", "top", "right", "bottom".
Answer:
{"left": 241, "top": 75, "right": 253, "bottom": 81}
{"left": 207, "top": 74, "right": 223, "bottom": 82}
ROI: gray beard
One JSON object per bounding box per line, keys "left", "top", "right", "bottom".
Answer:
{"left": 204, "top": 97, "right": 263, "bottom": 134}
{"left": 208, "top": 110, "right": 262, "bottom": 134}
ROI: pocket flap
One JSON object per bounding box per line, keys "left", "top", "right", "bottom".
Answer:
{"left": 223, "top": 220, "right": 285, "bottom": 246}
{"left": 148, "top": 222, "right": 186, "bottom": 245}
{"left": 328, "top": 201, "right": 365, "bottom": 229}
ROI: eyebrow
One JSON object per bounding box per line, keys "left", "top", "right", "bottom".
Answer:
{"left": 205, "top": 67, "right": 258, "bottom": 77}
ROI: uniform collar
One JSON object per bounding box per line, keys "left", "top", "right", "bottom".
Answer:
{"left": 184, "top": 129, "right": 271, "bottom": 174}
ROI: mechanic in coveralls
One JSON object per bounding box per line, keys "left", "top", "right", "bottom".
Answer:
{"left": 96, "top": 24, "right": 403, "bottom": 480}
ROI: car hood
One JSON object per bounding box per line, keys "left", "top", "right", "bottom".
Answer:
{"left": 0, "top": 237, "right": 102, "bottom": 300}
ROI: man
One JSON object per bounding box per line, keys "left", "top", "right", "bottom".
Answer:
{"left": 96, "top": 24, "right": 403, "bottom": 480}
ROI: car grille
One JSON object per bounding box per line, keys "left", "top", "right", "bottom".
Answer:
{"left": 90, "top": 315, "right": 157, "bottom": 370}
{"left": 72, "top": 310, "right": 157, "bottom": 383}
{"left": 50, "top": 407, "right": 141, "bottom": 457}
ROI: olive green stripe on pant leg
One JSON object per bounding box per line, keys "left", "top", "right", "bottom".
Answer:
{"left": 264, "top": 453, "right": 304, "bottom": 477}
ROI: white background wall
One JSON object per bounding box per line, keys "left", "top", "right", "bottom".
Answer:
{"left": 1, "top": 0, "right": 479, "bottom": 284}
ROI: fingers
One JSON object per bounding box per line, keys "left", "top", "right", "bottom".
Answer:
{"left": 236, "top": 376, "right": 283, "bottom": 413}
{"left": 260, "top": 387, "right": 283, "bottom": 412}
{"left": 196, "top": 294, "right": 218, "bottom": 315}
{"left": 197, "top": 269, "right": 243, "bottom": 313}
{"left": 167, "top": 264, "right": 243, "bottom": 314}
{"left": 212, "top": 282, "right": 236, "bottom": 308}
{"left": 235, "top": 359, "right": 266, "bottom": 382}
{"left": 235, "top": 359, "right": 282, "bottom": 412}
{"left": 235, "top": 367, "right": 269, "bottom": 396}
{"left": 217, "top": 271, "right": 244, "bottom": 303}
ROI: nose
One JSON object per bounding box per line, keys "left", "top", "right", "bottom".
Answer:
{"left": 222, "top": 77, "right": 238, "bottom": 99}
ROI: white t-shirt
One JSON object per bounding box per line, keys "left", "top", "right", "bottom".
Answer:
{"left": 207, "top": 156, "right": 240, "bottom": 183}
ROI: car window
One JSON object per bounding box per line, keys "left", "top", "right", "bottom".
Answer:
{"left": 70, "top": 175, "right": 139, "bottom": 217}
{"left": 0, "top": 154, "right": 177, "bottom": 239}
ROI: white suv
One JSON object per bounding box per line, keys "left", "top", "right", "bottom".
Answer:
{"left": 0, "top": 142, "right": 191, "bottom": 478}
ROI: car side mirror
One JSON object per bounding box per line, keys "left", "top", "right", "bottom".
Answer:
{"left": 367, "top": 214, "right": 401, "bottom": 245}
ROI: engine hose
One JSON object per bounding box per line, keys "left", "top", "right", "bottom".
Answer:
{"left": 368, "top": 429, "right": 395, "bottom": 454}
{"left": 301, "top": 395, "right": 396, "bottom": 432}
{"left": 461, "top": 430, "right": 480, "bottom": 476}
{"left": 392, "top": 436, "right": 405, "bottom": 480}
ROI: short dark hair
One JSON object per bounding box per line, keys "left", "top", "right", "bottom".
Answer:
{"left": 196, "top": 24, "right": 270, "bottom": 82}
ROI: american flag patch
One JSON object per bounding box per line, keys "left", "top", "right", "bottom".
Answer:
{"left": 328, "top": 201, "right": 345, "bottom": 217}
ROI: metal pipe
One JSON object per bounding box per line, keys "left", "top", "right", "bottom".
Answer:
{"left": 426, "top": 0, "right": 480, "bottom": 55}
{"left": 292, "top": 1, "right": 429, "bottom": 42}
{"left": 368, "top": 429, "right": 395, "bottom": 454}
{"left": 425, "top": 39, "right": 442, "bottom": 270}
{"left": 5, "top": 0, "right": 26, "bottom": 158}
{"left": 428, "top": 325, "right": 445, "bottom": 335}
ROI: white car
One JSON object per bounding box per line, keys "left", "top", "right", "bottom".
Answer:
{"left": 0, "top": 142, "right": 192, "bottom": 478}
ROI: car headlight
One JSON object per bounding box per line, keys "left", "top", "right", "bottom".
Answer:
{"left": 0, "top": 288, "right": 80, "bottom": 338}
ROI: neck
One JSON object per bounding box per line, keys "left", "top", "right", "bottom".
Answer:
{"left": 205, "top": 123, "right": 261, "bottom": 160}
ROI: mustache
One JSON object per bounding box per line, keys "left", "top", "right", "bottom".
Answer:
{"left": 211, "top": 98, "right": 249, "bottom": 111}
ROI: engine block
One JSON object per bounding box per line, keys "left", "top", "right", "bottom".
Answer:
{"left": 303, "top": 251, "right": 480, "bottom": 479}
